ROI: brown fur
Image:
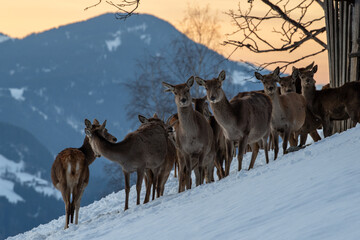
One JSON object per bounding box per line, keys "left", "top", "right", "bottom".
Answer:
{"left": 85, "top": 118, "right": 169, "bottom": 211}
{"left": 279, "top": 67, "right": 322, "bottom": 145}
{"left": 255, "top": 67, "right": 306, "bottom": 159}
{"left": 196, "top": 70, "right": 272, "bottom": 171}
{"left": 192, "top": 97, "right": 233, "bottom": 179}
{"left": 296, "top": 65, "right": 360, "bottom": 137}
{"left": 51, "top": 119, "right": 117, "bottom": 229}
{"left": 139, "top": 114, "right": 177, "bottom": 201}
{"left": 162, "top": 76, "right": 216, "bottom": 192}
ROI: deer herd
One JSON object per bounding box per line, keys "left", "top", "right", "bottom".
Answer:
{"left": 51, "top": 62, "right": 360, "bottom": 229}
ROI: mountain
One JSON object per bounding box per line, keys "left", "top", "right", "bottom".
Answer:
{"left": 0, "top": 13, "right": 262, "bottom": 239}
{"left": 0, "top": 122, "right": 63, "bottom": 239}
{"left": 7, "top": 125, "right": 360, "bottom": 240}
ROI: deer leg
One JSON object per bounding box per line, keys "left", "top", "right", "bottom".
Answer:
{"left": 321, "top": 115, "right": 333, "bottom": 137}
{"left": 72, "top": 184, "right": 86, "bottom": 225}
{"left": 174, "top": 161, "right": 178, "bottom": 178}
{"left": 262, "top": 135, "right": 269, "bottom": 164}
{"left": 237, "top": 136, "right": 248, "bottom": 171}
{"left": 289, "top": 132, "right": 297, "bottom": 147}
{"left": 225, "top": 140, "right": 233, "bottom": 176}
{"left": 60, "top": 187, "right": 71, "bottom": 229}
{"left": 273, "top": 131, "right": 279, "bottom": 160}
{"left": 144, "top": 170, "right": 152, "bottom": 204}
{"left": 309, "top": 130, "right": 321, "bottom": 142}
{"left": 185, "top": 155, "right": 192, "bottom": 190}
{"left": 136, "top": 170, "right": 144, "bottom": 205}
{"left": 123, "top": 171, "right": 130, "bottom": 211}
{"left": 214, "top": 151, "right": 224, "bottom": 180}
{"left": 194, "top": 166, "right": 201, "bottom": 186}
{"left": 248, "top": 142, "right": 259, "bottom": 170}
{"left": 282, "top": 131, "right": 290, "bottom": 155}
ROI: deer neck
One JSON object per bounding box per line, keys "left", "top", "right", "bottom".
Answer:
{"left": 209, "top": 95, "right": 237, "bottom": 134}
{"left": 302, "top": 84, "right": 316, "bottom": 107}
{"left": 267, "top": 91, "right": 282, "bottom": 116}
{"left": 177, "top": 104, "right": 196, "bottom": 131}
{"left": 92, "top": 132, "right": 131, "bottom": 166}
{"left": 79, "top": 137, "right": 96, "bottom": 165}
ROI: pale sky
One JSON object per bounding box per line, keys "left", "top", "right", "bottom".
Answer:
{"left": 0, "top": 0, "right": 329, "bottom": 83}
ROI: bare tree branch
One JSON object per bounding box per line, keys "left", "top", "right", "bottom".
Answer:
{"left": 85, "top": 0, "right": 140, "bottom": 20}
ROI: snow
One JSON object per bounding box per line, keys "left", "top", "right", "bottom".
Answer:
{"left": 0, "top": 154, "right": 61, "bottom": 204}
{"left": 9, "top": 88, "right": 26, "bottom": 101}
{"left": 232, "top": 70, "right": 256, "bottom": 86}
{"left": 7, "top": 126, "right": 360, "bottom": 240}
{"left": 127, "top": 23, "right": 147, "bottom": 32}
{"left": 106, "top": 31, "right": 122, "bottom": 52}
{"left": 0, "top": 34, "right": 10, "bottom": 43}
{"left": 140, "top": 34, "right": 151, "bottom": 45}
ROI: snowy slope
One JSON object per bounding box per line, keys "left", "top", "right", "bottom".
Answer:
{"left": 8, "top": 125, "right": 360, "bottom": 240}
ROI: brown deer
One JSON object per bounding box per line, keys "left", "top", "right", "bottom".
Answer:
{"left": 138, "top": 114, "right": 177, "bottom": 201}
{"left": 196, "top": 70, "right": 272, "bottom": 171}
{"left": 51, "top": 119, "right": 117, "bottom": 229}
{"left": 84, "top": 118, "right": 168, "bottom": 211}
{"left": 278, "top": 68, "right": 322, "bottom": 146}
{"left": 162, "top": 76, "right": 216, "bottom": 192}
{"left": 165, "top": 113, "right": 192, "bottom": 192}
{"left": 295, "top": 65, "right": 360, "bottom": 137}
{"left": 255, "top": 67, "right": 306, "bottom": 159}
{"left": 192, "top": 97, "right": 233, "bottom": 179}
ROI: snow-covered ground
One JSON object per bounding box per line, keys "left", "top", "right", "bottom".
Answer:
{"left": 7, "top": 126, "right": 360, "bottom": 240}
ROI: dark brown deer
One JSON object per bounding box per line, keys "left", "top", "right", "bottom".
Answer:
{"left": 196, "top": 70, "right": 272, "bottom": 171}
{"left": 162, "top": 76, "right": 216, "bottom": 192}
{"left": 278, "top": 68, "right": 322, "bottom": 146}
{"left": 295, "top": 65, "right": 360, "bottom": 137}
{"left": 138, "top": 114, "right": 176, "bottom": 201}
{"left": 84, "top": 118, "right": 168, "bottom": 211}
{"left": 255, "top": 67, "right": 306, "bottom": 159}
{"left": 192, "top": 97, "right": 233, "bottom": 179}
{"left": 51, "top": 119, "right": 117, "bottom": 229}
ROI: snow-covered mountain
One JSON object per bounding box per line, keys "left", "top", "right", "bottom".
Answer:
{"left": 0, "top": 122, "right": 64, "bottom": 240}
{"left": 7, "top": 125, "right": 360, "bottom": 240}
{"left": 0, "top": 13, "right": 262, "bottom": 239}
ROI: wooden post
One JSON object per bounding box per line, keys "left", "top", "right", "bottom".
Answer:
{"left": 350, "top": 0, "right": 360, "bottom": 83}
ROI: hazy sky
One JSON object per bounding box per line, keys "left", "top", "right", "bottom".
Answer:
{"left": 1, "top": 0, "right": 329, "bottom": 83}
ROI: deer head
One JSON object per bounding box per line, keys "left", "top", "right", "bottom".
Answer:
{"left": 293, "top": 65, "right": 317, "bottom": 89}
{"left": 84, "top": 119, "right": 117, "bottom": 157}
{"left": 195, "top": 70, "right": 226, "bottom": 103}
{"left": 162, "top": 76, "right": 194, "bottom": 108}
{"left": 255, "top": 67, "right": 280, "bottom": 96}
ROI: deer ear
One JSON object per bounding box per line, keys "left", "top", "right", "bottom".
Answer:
{"left": 195, "top": 77, "right": 206, "bottom": 86}
{"left": 93, "top": 119, "right": 100, "bottom": 125}
{"left": 273, "top": 67, "right": 280, "bottom": 77}
{"left": 152, "top": 113, "right": 158, "bottom": 119}
{"left": 305, "top": 61, "right": 315, "bottom": 70}
{"left": 101, "top": 120, "right": 107, "bottom": 129}
{"left": 85, "top": 119, "right": 92, "bottom": 129}
{"left": 292, "top": 68, "right": 299, "bottom": 80}
{"left": 186, "top": 76, "right": 194, "bottom": 88}
{"left": 218, "top": 70, "right": 226, "bottom": 81}
{"left": 138, "top": 115, "right": 149, "bottom": 124}
{"left": 85, "top": 128, "right": 92, "bottom": 137}
{"left": 162, "top": 82, "right": 175, "bottom": 92}
{"left": 312, "top": 65, "right": 318, "bottom": 74}
{"left": 254, "top": 72, "right": 263, "bottom": 81}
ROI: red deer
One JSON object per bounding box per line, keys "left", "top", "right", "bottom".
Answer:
{"left": 192, "top": 97, "right": 233, "bottom": 179}
{"left": 278, "top": 68, "right": 322, "bottom": 146}
{"left": 255, "top": 67, "right": 306, "bottom": 158}
{"left": 196, "top": 70, "right": 272, "bottom": 171}
{"left": 138, "top": 114, "right": 177, "bottom": 201}
{"left": 51, "top": 119, "right": 117, "bottom": 229}
{"left": 295, "top": 65, "right": 360, "bottom": 137}
{"left": 162, "top": 76, "right": 216, "bottom": 192}
{"left": 84, "top": 118, "right": 167, "bottom": 211}
{"left": 165, "top": 113, "right": 192, "bottom": 192}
